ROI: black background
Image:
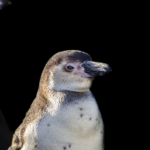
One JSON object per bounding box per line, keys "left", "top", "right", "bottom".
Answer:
{"left": 0, "top": 1, "right": 139, "bottom": 150}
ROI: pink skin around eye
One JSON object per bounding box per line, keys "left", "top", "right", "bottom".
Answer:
{"left": 66, "top": 62, "right": 93, "bottom": 78}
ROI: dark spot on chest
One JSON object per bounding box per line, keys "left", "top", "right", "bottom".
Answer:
{"left": 35, "top": 145, "right": 37, "bottom": 148}
{"left": 47, "top": 123, "right": 50, "bottom": 126}
{"left": 63, "top": 146, "right": 67, "bottom": 149}
{"left": 80, "top": 114, "right": 83, "bottom": 117}
{"left": 69, "top": 144, "right": 71, "bottom": 148}
{"left": 89, "top": 117, "right": 92, "bottom": 120}
{"left": 79, "top": 108, "right": 83, "bottom": 110}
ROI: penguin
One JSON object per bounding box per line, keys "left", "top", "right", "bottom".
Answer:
{"left": 8, "top": 50, "right": 112, "bottom": 150}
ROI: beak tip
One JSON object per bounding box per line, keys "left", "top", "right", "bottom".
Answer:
{"left": 99, "top": 65, "right": 112, "bottom": 76}
{"left": 105, "top": 65, "right": 112, "bottom": 72}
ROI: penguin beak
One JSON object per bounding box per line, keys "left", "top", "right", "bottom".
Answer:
{"left": 81, "top": 61, "right": 112, "bottom": 77}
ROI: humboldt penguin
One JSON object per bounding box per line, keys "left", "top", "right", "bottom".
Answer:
{"left": 8, "top": 50, "right": 111, "bottom": 150}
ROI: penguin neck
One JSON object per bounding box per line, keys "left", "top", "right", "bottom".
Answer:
{"left": 60, "top": 90, "right": 90, "bottom": 103}
{"left": 47, "top": 89, "right": 90, "bottom": 103}
{"left": 37, "top": 88, "right": 90, "bottom": 115}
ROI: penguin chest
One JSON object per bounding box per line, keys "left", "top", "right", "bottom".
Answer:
{"left": 37, "top": 98, "right": 104, "bottom": 150}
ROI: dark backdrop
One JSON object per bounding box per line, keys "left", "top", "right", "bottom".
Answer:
{"left": 0, "top": 1, "right": 136, "bottom": 150}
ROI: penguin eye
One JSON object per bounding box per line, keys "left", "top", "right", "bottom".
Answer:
{"left": 66, "top": 65, "right": 74, "bottom": 71}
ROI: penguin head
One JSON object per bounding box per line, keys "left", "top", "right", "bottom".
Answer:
{"left": 39, "top": 50, "right": 112, "bottom": 94}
